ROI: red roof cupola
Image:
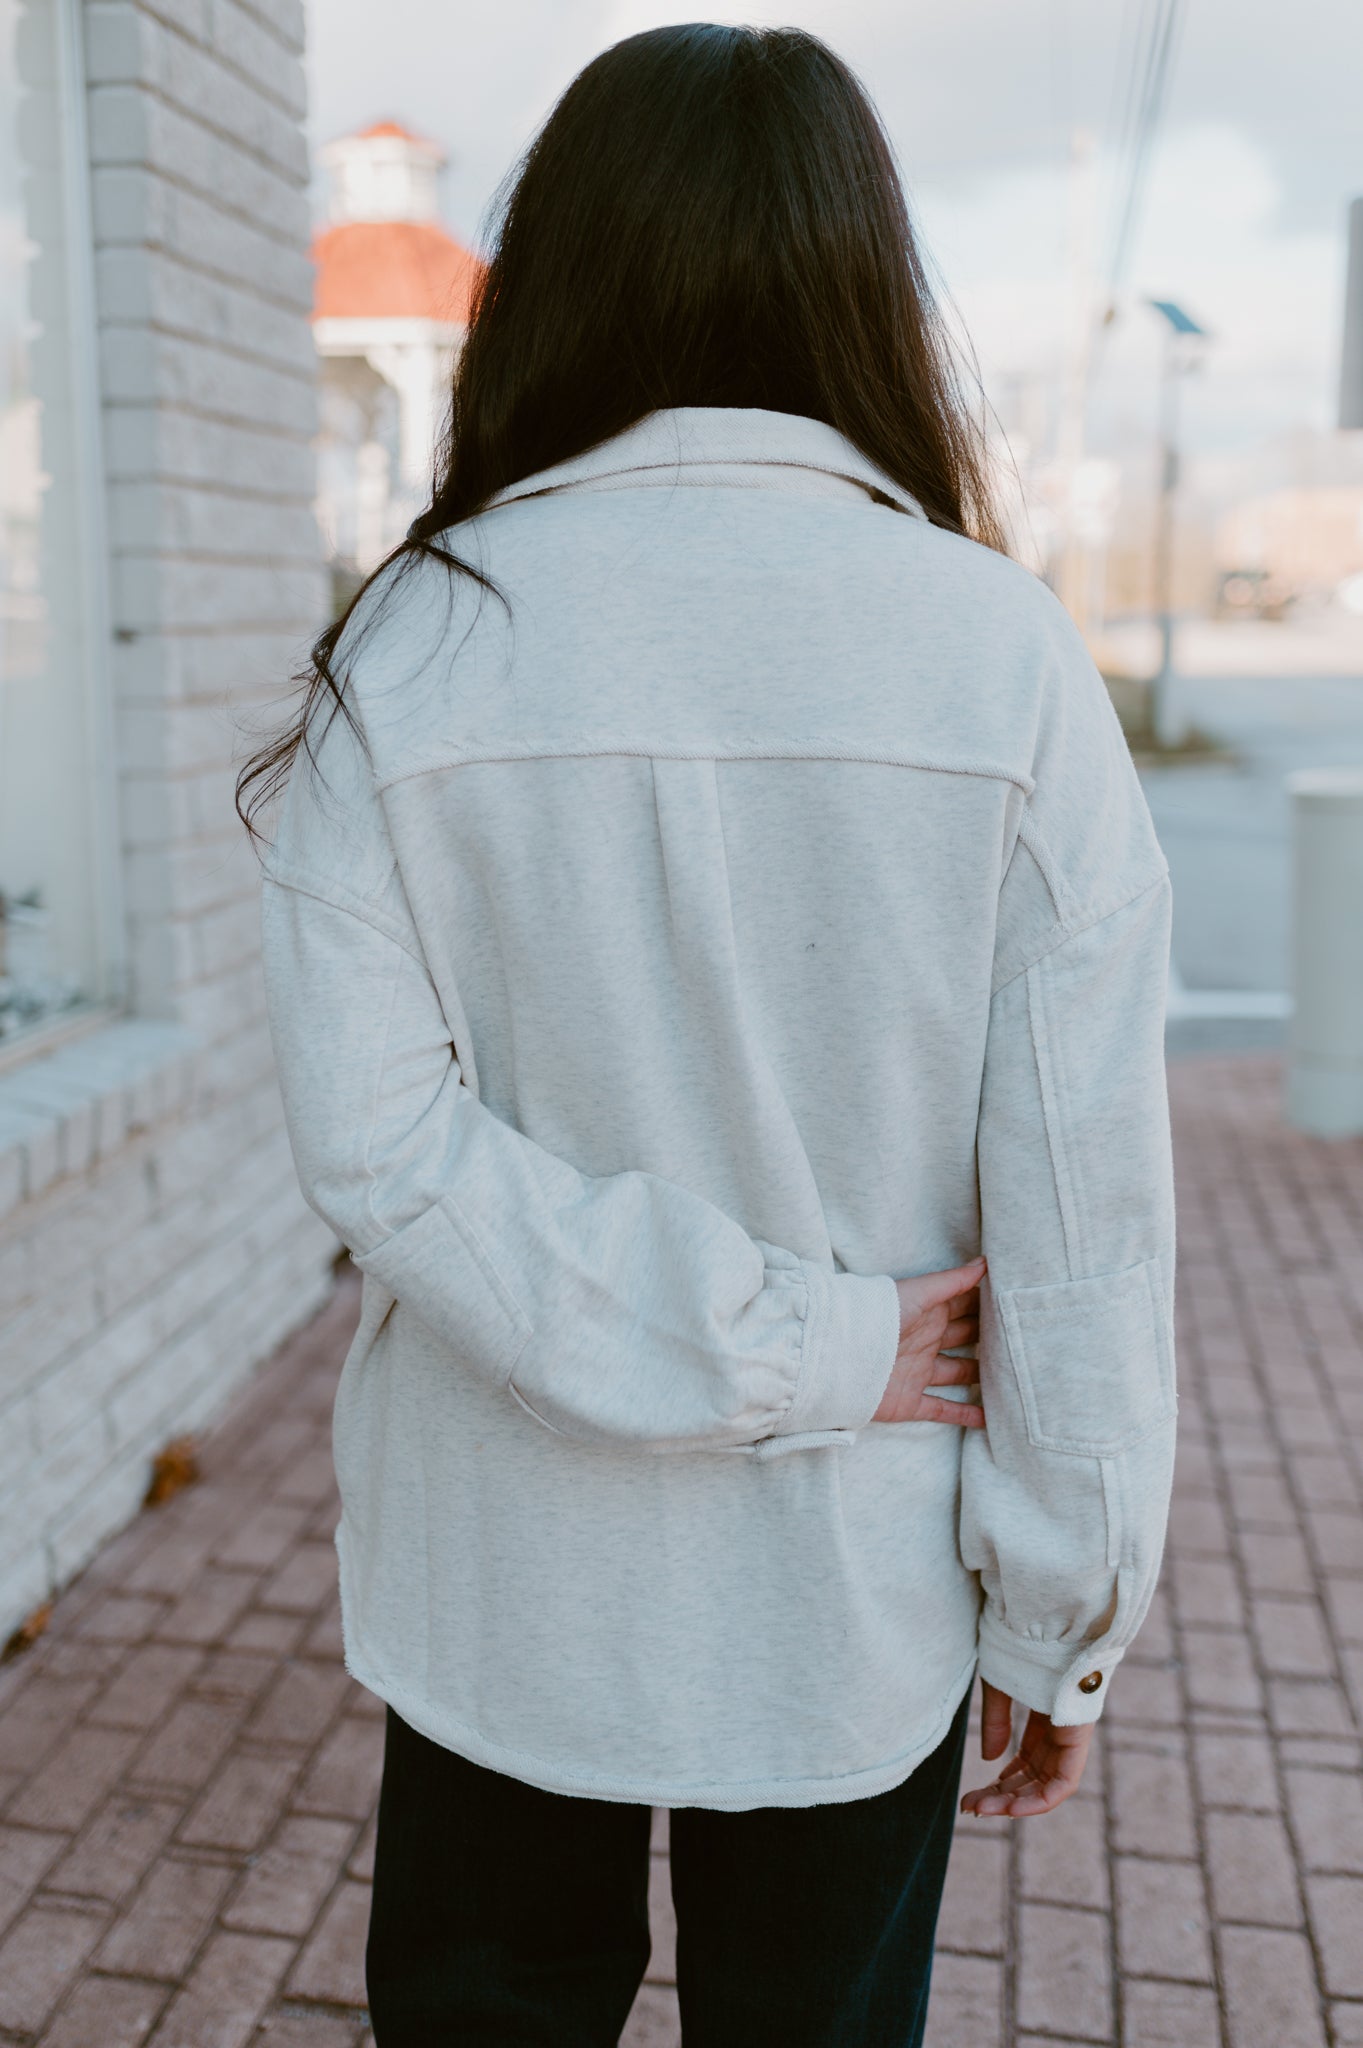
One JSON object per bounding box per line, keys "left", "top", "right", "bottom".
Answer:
{"left": 311, "top": 121, "right": 482, "bottom": 327}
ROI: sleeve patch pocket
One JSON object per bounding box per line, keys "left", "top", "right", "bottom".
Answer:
{"left": 997, "top": 1257, "right": 1175, "bottom": 1457}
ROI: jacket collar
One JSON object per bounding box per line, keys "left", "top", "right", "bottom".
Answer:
{"left": 482, "top": 406, "right": 928, "bottom": 522}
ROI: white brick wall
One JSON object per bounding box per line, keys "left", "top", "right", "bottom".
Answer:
{"left": 0, "top": 0, "right": 336, "bottom": 1642}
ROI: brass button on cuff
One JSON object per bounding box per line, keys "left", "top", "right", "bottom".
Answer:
{"left": 1078, "top": 1671, "right": 1104, "bottom": 1695}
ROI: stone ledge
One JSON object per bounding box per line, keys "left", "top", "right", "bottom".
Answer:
{"left": 0, "top": 1017, "right": 200, "bottom": 1218}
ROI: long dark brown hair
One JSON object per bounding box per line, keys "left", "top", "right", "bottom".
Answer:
{"left": 238, "top": 22, "right": 1004, "bottom": 836}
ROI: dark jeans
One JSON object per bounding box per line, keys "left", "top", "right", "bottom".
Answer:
{"left": 365, "top": 1688, "right": 971, "bottom": 2047}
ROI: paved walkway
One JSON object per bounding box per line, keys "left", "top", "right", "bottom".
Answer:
{"left": 0, "top": 1055, "right": 1359, "bottom": 2047}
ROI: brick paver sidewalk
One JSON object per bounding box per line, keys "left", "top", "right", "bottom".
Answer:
{"left": 0, "top": 1055, "right": 1359, "bottom": 2047}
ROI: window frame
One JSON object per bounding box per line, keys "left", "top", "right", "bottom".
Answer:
{"left": 0, "top": 0, "right": 124, "bottom": 1070}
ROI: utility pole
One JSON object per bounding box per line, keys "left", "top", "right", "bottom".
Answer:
{"left": 1147, "top": 299, "right": 1207, "bottom": 748}
{"left": 1284, "top": 203, "right": 1363, "bottom": 1138}
{"left": 1055, "top": 130, "right": 1099, "bottom": 630}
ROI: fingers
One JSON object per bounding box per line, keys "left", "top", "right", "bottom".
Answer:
{"left": 962, "top": 1749, "right": 1048, "bottom": 1815}
{"left": 980, "top": 1681, "right": 1013, "bottom": 1761}
{"left": 913, "top": 1395, "right": 985, "bottom": 1429}
{"left": 959, "top": 1764, "right": 1078, "bottom": 1817}
{"left": 929, "top": 1353, "right": 981, "bottom": 1387}
{"left": 937, "top": 1315, "right": 980, "bottom": 1352}
{"left": 960, "top": 1718, "right": 1094, "bottom": 1817}
{"left": 1002, "top": 1779, "right": 1075, "bottom": 1816}
{"left": 942, "top": 1286, "right": 982, "bottom": 1319}
{"left": 902, "top": 1256, "right": 986, "bottom": 1314}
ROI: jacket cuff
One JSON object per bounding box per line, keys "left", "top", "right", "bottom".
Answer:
{"left": 777, "top": 1266, "right": 900, "bottom": 1437}
{"left": 977, "top": 1610, "right": 1123, "bottom": 1725}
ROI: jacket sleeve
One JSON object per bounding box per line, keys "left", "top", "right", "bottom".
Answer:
{"left": 959, "top": 576, "right": 1180, "bottom": 1725}
{"left": 961, "top": 854, "right": 1178, "bottom": 1724}
{"left": 257, "top": 742, "right": 900, "bottom": 1457}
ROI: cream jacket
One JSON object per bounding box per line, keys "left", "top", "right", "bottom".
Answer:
{"left": 259, "top": 406, "right": 1177, "bottom": 1810}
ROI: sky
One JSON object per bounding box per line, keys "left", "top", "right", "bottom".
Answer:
{"left": 305, "top": 0, "right": 1363, "bottom": 495}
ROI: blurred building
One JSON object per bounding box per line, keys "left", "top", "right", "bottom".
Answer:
{"left": 1215, "top": 487, "right": 1363, "bottom": 612}
{"left": 0, "top": 0, "right": 336, "bottom": 1642}
{"left": 311, "top": 121, "right": 481, "bottom": 578}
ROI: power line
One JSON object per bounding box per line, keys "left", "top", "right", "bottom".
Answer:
{"left": 1106, "top": 0, "right": 1158, "bottom": 209}
{"left": 1101, "top": 0, "right": 1188, "bottom": 311}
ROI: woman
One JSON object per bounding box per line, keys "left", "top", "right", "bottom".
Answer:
{"left": 245, "top": 23, "right": 1177, "bottom": 2046}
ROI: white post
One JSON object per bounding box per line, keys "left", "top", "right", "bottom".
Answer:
{"left": 1150, "top": 328, "right": 1189, "bottom": 749}
{"left": 1286, "top": 769, "right": 1363, "bottom": 1137}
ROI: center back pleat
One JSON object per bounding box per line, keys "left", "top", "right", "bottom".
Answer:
{"left": 650, "top": 755, "right": 834, "bottom": 1262}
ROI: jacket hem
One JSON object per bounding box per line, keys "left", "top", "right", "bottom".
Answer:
{"left": 333, "top": 1517, "right": 978, "bottom": 1811}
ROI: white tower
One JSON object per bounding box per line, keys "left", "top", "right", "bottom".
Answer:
{"left": 311, "top": 123, "right": 480, "bottom": 572}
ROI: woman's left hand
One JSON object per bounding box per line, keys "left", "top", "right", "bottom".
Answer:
{"left": 958, "top": 1680, "right": 1095, "bottom": 1818}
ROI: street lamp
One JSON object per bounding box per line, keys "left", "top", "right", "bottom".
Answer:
{"left": 1147, "top": 298, "right": 1208, "bottom": 747}
{"left": 1340, "top": 197, "right": 1363, "bottom": 429}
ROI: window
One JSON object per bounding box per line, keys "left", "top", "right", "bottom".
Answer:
{"left": 0, "top": 0, "right": 118, "bottom": 1050}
